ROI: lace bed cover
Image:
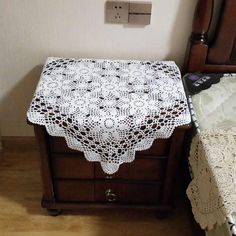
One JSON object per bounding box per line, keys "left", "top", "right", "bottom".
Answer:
{"left": 191, "top": 75, "right": 236, "bottom": 131}
{"left": 27, "top": 57, "right": 191, "bottom": 174}
{"left": 186, "top": 75, "right": 236, "bottom": 231}
{"left": 187, "top": 128, "right": 236, "bottom": 230}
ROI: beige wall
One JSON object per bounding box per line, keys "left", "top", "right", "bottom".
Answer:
{"left": 0, "top": 0, "right": 197, "bottom": 136}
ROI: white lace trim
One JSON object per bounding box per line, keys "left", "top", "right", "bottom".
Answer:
{"left": 187, "top": 127, "right": 236, "bottom": 230}
{"left": 27, "top": 57, "right": 191, "bottom": 174}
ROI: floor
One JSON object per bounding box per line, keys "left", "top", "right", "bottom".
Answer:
{"left": 0, "top": 145, "right": 193, "bottom": 236}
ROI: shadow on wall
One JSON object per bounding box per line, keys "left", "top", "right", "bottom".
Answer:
{"left": 166, "top": 0, "right": 198, "bottom": 71}
{"left": 0, "top": 65, "right": 43, "bottom": 137}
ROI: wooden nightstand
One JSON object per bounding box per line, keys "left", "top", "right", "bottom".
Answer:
{"left": 31, "top": 123, "right": 190, "bottom": 216}
{"left": 27, "top": 57, "right": 191, "bottom": 216}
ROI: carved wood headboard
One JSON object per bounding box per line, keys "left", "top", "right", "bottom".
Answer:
{"left": 184, "top": 0, "right": 236, "bottom": 73}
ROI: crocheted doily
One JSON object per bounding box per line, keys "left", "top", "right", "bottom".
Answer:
{"left": 27, "top": 57, "right": 191, "bottom": 174}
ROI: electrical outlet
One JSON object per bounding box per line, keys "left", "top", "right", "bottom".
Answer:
{"left": 106, "top": 1, "right": 129, "bottom": 24}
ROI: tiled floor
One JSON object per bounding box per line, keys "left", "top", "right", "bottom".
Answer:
{"left": 0, "top": 147, "right": 193, "bottom": 236}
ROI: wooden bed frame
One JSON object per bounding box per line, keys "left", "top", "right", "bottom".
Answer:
{"left": 184, "top": 0, "right": 236, "bottom": 73}
{"left": 184, "top": 0, "right": 236, "bottom": 235}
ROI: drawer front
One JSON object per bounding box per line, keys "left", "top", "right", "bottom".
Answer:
{"left": 49, "top": 136, "right": 81, "bottom": 153}
{"left": 49, "top": 136, "right": 170, "bottom": 157}
{"left": 52, "top": 154, "right": 94, "bottom": 179}
{"left": 95, "top": 158, "right": 167, "bottom": 181}
{"left": 136, "top": 139, "right": 170, "bottom": 157}
{"left": 95, "top": 182, "right": 161, "bottom": 204}
{"left": 55, "top": 180, "right": 161, "bottom": 204}
{"left": 55, "top": 180, "right": 94, "bottom": 202}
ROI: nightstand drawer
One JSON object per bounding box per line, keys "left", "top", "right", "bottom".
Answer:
{"left": 52, "top": 154, "right": 94, "bottom": 179}
{"left": 49, "top": 137, "right": 82, "bottom": 154}
{"left": 136, "top": 138, "right": 170, "bottom": 157}
{"left": 95, "top": 158, "right": 167, "bottom": 181}
{"left": 95, "top": 182, "right": 161, "bottom": 204}
{"left": 55, "top": 180, "right": 94, "bottom": 202}
{"left": 49, "top": 136, "right": 170, "bottom": 156}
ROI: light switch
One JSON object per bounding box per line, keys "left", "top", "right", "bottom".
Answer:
{"left": 129, "top": 2, "right": 152, "bottom": 25}
{"left": 129, "top": 14, "right": 151, "bottom": 25}
{"left": 129, "top": 2, "right": 152, "bottom": 14}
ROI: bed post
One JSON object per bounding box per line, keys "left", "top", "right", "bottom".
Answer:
{"left": 208, "top": 0, "right": 236, "bottom": 64}
{"left": 184, "top": 0, "right": 214, "bottom": 72}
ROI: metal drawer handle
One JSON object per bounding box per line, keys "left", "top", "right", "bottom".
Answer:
{"left": 106, "top": 175, "right": 113, "bottom": 179}
{"left": 105, "top": 189, "right": 117, "bottom": 202}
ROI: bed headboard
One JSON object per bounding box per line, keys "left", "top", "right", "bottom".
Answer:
{"left": 184, "top": 0, "right": 236, "bottom": 73}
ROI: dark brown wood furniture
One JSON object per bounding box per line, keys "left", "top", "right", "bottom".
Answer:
{"left": 184, "top": 0, "right": 236, "bottom": 74}
{"left": 184, "top": 0, "right": 236, "bottom": 235}
{"left": 32, "top": 123, "right": 190, "bottom": 216}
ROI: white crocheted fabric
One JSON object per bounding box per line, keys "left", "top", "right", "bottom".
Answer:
{"left": 191, "top": 75, "right": 236, "bottom": 130}
{"left": 187, "top": 127, "right": 236, "bottom": 230}
{"left": 27, "top": 57, "right": 191, "bottom": 174}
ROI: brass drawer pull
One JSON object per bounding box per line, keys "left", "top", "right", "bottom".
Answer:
{"left": 105, "top": 189, "right": 117, "bottom": 202}
{"left": 106, "top": 175, "right": 113, "bottom": 179}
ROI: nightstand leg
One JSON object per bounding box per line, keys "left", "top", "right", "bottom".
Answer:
{"left": 47, "top": 209, "right": 62, "bottom": 216}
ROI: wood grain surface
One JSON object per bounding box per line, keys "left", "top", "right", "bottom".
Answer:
{"left": 0, "top": 140, "right": 193, "bottom": 236}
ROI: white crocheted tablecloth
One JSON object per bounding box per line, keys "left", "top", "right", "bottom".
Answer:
{"left": 27, "top": 57, "right": 191, "bottom": 174}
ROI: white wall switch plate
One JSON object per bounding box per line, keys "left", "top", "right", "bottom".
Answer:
{"left": 106, "top": 1, "right": 129, "bottom": 24}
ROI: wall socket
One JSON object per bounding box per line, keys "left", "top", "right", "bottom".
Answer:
{"left": 106, "top": 1, "right": 129, "bottom": 24}
{"left": 106, "top": 1, "right": 152, "bottom": 25}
